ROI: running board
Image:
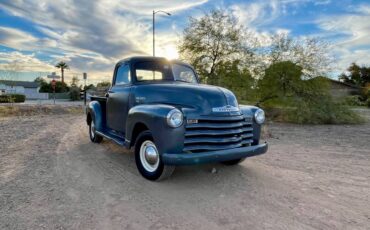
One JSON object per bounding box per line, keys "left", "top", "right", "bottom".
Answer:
{"left": 96, "top": 130, "right": 128, "bottom": 147}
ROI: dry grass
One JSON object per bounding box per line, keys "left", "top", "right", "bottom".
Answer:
{"left": 0, "top": 105, "right": 84, "bottom": 117}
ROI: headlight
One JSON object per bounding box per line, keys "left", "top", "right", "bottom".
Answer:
{"left": 167, "top": 109, "right": 183, "bottom": 128}
{"left": 254, "top": 109, "right": 265, "bottom": 124}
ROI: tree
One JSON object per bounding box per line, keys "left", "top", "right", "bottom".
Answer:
{"left": 266, "top": 33, "right": 332, "bottom": 78}
{"left": 70, "top": 76, "right": 79, "bottom": 87}
{"left": 213, "top": 60, "right": 255, "bottom": 101}
{"left": 257, "top": 61, "right": 303, "bottom": 104}
{"left": 178, "top": 9, "right": 247, "bottom": 83}
{"left": 339, "top": 63, "right": 370, "bottom": 86}
{"left": 97, "top": 81, "right": 111, "bottom": 88}
{"left": 34, "top": 77, "right": 46, "bottom": 84}
{"left": 55, "top": 61, "right": 69, "bottom": 84}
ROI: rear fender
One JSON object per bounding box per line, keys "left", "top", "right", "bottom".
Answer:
{"left": 86, "top": 101, "right": 104, "bottom": 132}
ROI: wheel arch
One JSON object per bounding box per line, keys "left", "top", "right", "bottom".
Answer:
{"left": 130, "top": 122, "right": 149, "bottom": 148}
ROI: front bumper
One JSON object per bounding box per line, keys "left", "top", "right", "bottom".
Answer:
{"left": 162, "top": 142, "right": 268, "bottom": 165}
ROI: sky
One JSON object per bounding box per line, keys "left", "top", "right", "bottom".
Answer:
{"left": 0, "top": 0, "right": 369, "bottom": 84}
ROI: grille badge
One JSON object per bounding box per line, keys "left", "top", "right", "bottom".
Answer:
{"left": 212, "top": 105, "right": 239, "bottom": 112}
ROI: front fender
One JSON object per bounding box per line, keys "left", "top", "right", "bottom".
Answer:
{"left": 86, "top": 101, "right": 104, "bottom": 132}
{"left": 240, "top": 105, "right": 263, "bottom": 145}
{"left": 126, "top": 104, "right": 186, "bottom": 154}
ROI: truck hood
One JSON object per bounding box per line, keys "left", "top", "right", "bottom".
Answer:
{"left": 132, "top": 82, "right": 240, "bottom": 116}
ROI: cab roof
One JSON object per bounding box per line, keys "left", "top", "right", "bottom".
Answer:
{"left": 116, "top": 56, "right": 193, "bottom": 68}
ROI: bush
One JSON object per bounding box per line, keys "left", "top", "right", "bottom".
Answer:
{"left": 0, "top": 95, "right": 9, "bottom": 103}
{"left": 0, "top": 94, "right": 26, "bottom": 103}
{"left": 69, "top": 87, "right": 80, "bottom": 101}
{"left": 286, "top": 96, "right": 364, "bottom": 124}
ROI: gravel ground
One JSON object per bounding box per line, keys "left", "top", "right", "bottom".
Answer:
{"left": 0, "top": 114, "right": 369, "bottom": 230}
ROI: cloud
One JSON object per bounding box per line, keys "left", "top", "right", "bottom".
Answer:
{"left": 0, "top": 27, "right": 39, "bottom": 50}
{"left": 316, "top": 4, "right": 370, "bottom": 71}
{"left": 0, "top": 51, "right": 55, "bottom": 72}
{"left": 0, "top": 0, "right": 208, "bottom": 81}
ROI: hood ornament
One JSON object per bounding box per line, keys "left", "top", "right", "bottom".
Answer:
{"left": 212, "top": 105, "right": 239, "bottom": 113}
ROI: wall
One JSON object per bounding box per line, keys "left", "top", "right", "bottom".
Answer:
{"left": 329, "top": 82, "right": 359, "bottom": 98}
{"left": 0, "top": 84, "right": 25, "bottom": 94}
{"left": 24, "top": 88, "right": 49, "bottom": 99}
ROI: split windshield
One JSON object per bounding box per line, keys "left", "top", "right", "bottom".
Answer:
{"left": 134, "top": 61, "right": 198, "bottom": 83}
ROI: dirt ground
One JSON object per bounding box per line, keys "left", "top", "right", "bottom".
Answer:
{"left": 0, "top": 114, "right": 369, "bottom": 230}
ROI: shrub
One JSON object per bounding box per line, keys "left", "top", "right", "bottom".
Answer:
{"left": 286, "top": 96, "right": 364, "bottom": 124}
{"left": 69, "top": 87, "right": 80, "bottom": 101}
{"left": 0, "top": 94, "right": 25, "bottom": 103}
{"left": 0, "top": 95, "right": 9, "bottom": 103}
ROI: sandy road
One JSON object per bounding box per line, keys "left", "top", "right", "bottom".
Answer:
{"left": 0, "top": 114, "right": 369, "bottom": 230}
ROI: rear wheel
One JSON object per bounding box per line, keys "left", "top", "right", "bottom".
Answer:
{"left": 222, "top": 158, "right": 246, "bottom": 165}
{"left": 89, "top": 119, "right": 103, "bottom": 143}
{"left": 135, "top": 131, "right": 174, "bottom": 181}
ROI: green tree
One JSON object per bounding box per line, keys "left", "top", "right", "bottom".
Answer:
{"left": 97, "top": 81, "right": 111, "bottom": 88}
{"left": 339, "top": 63, "right": 370, "bottom": 86}
{"left": 213, "top": 60, "right": 255, "bottom": 101}
{"left": 55, "top": 61, "right": 69, "bottom": 84}
{"left": 178, "top": 9, "right": 247, "bottom": 83}
{"left": 258, "top": 61, "right": 303, "bottom": 105}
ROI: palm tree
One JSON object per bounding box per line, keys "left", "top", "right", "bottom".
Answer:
{"left": 55, "top": 61, "right": 69, "bottom": 83}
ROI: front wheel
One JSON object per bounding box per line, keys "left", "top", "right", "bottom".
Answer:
{"left": 135, "top": 131, "right": 175, "bottom": 181}
{"left": 89, "top": 119, "right": 103, "bottom": 143}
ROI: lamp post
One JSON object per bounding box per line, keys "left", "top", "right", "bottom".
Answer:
{"left": 153, "top": 10, "right": 171, "bottom": 56}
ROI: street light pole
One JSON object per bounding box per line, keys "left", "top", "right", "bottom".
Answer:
{"left": 152, "top": 10, "right": 171, "bottom": 57}
{"left": 153, "top": 10, "right": 155, "bottom": 56}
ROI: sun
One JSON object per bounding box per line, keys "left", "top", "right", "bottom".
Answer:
{"left": 162, "top": 45, "right": 179, "bottom": 60}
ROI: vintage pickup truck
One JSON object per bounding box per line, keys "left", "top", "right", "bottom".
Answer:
{"left": 86, "top": 56, "right": 268, "bottom": 181}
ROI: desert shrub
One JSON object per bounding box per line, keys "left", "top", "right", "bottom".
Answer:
{"left": 0, "top": 94, "right": 25, "bottom": 103}
{"left": 286, "top": 96, "right": 364, "bottom": 124}
{"left": 69, "top": 87, "right": 80, "bottom": 101}
{"left": 257, "top": 62, "right": 364, "bottom": 124}
{"left": 342, "top": 95, "right": 366, "bottom": 106}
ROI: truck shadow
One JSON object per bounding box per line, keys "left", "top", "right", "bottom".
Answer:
{"left": 93, "top": 139, "right": 263, "bottom": 189}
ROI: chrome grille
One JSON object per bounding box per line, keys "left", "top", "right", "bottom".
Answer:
{"left": 184, "top": 115, "right": 253, "bottom": 152}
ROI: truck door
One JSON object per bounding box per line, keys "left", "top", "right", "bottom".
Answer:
{"left": 106, "top": 63, "right": 131, "bottom": 133}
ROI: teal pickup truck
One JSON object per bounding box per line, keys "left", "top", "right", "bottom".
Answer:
{"left": 86, "top": 56, "right": 268, "bottom": 181}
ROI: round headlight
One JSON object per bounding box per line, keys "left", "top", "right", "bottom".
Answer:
{"left": 167, "top": 109, "right": 183, "bottom": 128}
{"left": 254, "top": 109, "right": 265, "bottom": 124}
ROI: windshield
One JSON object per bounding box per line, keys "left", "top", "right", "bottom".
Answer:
{"left": 171, "top": 64, "right": 198, "bottom": 83}
{"left": 134, "top": 61, "right": 198, "bottom": 83}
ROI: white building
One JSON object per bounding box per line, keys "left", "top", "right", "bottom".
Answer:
{"left": 0, "top": 81, "right": 48, "bottom": 99}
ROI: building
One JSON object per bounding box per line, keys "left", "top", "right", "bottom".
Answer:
{"left": 0, "top": 80, "right": 48, "bottom": 99}
{"left": 327, "top": 79, "right": 361, "bottom": 98}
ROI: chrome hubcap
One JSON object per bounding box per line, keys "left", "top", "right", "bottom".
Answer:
{"left": 140, "top": 140, "right": 159, "bottom": 172}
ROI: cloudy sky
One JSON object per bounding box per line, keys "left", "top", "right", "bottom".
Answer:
{"left": 0, "top": 0, "right": 369, "bottom": 84}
